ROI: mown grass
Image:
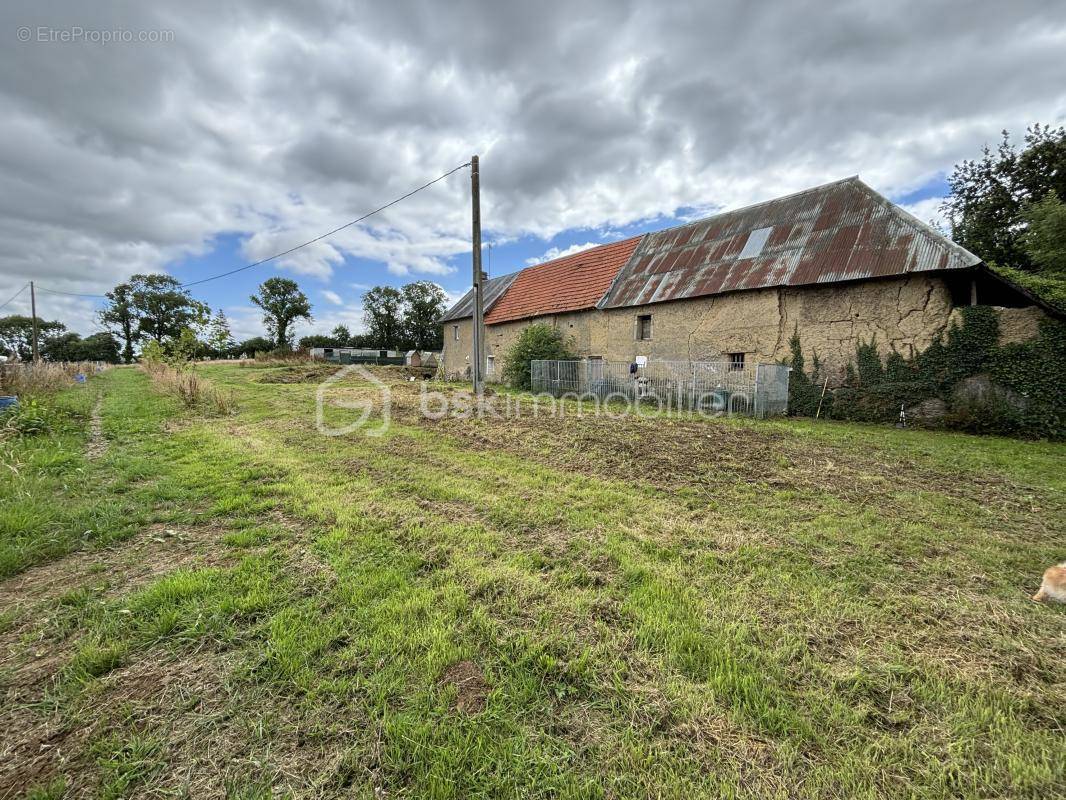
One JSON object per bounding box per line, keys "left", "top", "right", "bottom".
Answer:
{"left": 1, "top": 364, "right": 1063, "bottom": 799}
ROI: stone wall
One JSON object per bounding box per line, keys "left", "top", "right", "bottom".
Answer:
{"left": 441, "top": 275, "right": 1052, "bottom": 383}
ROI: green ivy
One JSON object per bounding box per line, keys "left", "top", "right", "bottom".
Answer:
{"left": 787, "top": 306, "right": 1066, "bottom": 439}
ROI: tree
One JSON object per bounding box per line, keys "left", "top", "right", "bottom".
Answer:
{"left": 250, "top": 277, "right": 311, "bottom": 350}
{"left": 941, "top": 125, "right": 1066, "bottom": 272}
{"left": 502, "top": 323, "right": 575, "bottom": 389}
{"left": 401, "top": 281, "right": 447, "bottom": 350}
{"left": 236, "top": 336, "right": 274, "bottom": 356}
{"left": 206, "top": 310, "right": 235, "bottom": 358}
{"left": 331, "top": 325, "right": 352, "bottom": 347}
{"left": 298, "top": 334, "right": 336, "bottom": 350}
{"left": 129, "top": 274, "right": 209, "bottom": 345}
{"left": 1020, "top": 190, "right": 1066, "bottom": 278}
{"left": 79, "top": 332, "right": 121, "bottom": 362}
{"left": 0, "top": 315, "right": 66, "bottom": 362}
{"left": 99, "top": 281, "right": 138, "bottom": 363}
{"left": 362, "top": 286, "right": 404, "bottom": 349}
{"left": 41, "top": 331, "right": 121, "bottom": 363}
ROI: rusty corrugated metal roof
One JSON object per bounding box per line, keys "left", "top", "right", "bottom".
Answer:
{"left": 439, "top": 270, "right": 521, "bottom": 322}
{"left": 598, "top": 177, "right": 981, "bottom": 309}
{"left": 485, "top": 237, "right": 641, "bottom": 325}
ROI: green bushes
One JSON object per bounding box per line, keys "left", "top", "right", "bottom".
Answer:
{"left": 788, "top": 306, "right": 1066, "bottom": 439}
{"left": 502, "top": 324, "right": 576, "bottom": 389}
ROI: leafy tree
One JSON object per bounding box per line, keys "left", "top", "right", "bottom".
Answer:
{"left": 41, "top": 331, "right": 120, "bottom": 363}
{"left": 0, "top": 315, "right": 66, "bottom": 361}
{"left": 206, "top": 310, "right": 235, "bottom": 358}
{"left": 79, "top": 332, "right": 121, "bottom": 362}
{"left": 401, "top": 281, "right": 447, "bottom": 350}
{"left": 99, "top": 281, "right": 138, "bottom": 363}
{"left": 331, "top": 325, "right": 352, "bottom": 347}
{"left": 362, "top": 286, "right": 404, "bottom": 349}
{"left": 1020, "top": 190, "right": 1066, "bottom": 278}
{"left": 236, "top": 336, "right": 274, "bottom": 356}
{"left": 250, "top": 277, "right": 312, "bottom": 350}
{"left": 502, "top": 323, "right": 575, "bottom": 389}
{"left": 298, "top": 334, "right": 337, "bottom": 350}
{"left": 942, "top": 125, "right": 1066, "bottom": 271}
{"left": 130, "top": 274, "right": 209, "bottom": 345}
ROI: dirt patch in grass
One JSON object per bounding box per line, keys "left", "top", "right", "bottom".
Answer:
{"left": 440, "top": 660, "right": 488, "bottom": 714}
{"left": 86, "top": 395, "right": 107, "bottom": 460}
{"left": 0, "top": 523, "right": 230, "bottom": 614}
{"left": 377, "top": 385, "right": 1044, "bottom": 515}
{"left": 253, "top": 364, "right": 340, "bottom": 384}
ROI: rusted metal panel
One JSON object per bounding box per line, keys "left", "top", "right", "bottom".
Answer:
{"left": 599, "top": 177, "right": 981, "bottom": 310}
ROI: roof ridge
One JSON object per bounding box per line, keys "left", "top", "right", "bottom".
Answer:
{"left": 625, "top": 175, "right": 863, "bottom": 245}
{"left": 519, "top": 234, "right": 644, "bottom": 273}
{"left": 849, "top": 177, "right": 981, "bottom": 266}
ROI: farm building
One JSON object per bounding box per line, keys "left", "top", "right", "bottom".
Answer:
{"left": 310, "top": 347, "right": 404, "bottom": 364}
{"left": 440, "top": 176, "right": 1057, "bottom": 382}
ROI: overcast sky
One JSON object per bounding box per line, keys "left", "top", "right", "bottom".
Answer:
{"left": 2, "top": 1, "right": 1065, "bottom": 341}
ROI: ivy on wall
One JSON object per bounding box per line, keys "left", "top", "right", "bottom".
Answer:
{"left": 787, "top": 306, "right": 1066, "bottom": 439}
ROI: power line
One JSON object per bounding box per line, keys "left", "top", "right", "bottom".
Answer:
{"left": 34, "top": 286, "right": 108, "bottom": 299}
{"left": 181, "top": 162, "right": 471, "bottom": 288}
{"left": 0, "top": 282, "right": 30, "bottom": 312}
{"left": 34, "top": 161, "right": 472, "bottom": 297}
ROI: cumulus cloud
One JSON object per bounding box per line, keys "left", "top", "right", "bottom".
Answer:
{"left": 901, "top": 197, "right": 949, "bottom": 231}
{"left": 526, "top": 241, "right": 602, "bottom": 265}
{"left": 321, "top": 289, "right": 343, "bottom": 305}
{"left": 2, "top": 0, "right": 1065, "bottom": 334}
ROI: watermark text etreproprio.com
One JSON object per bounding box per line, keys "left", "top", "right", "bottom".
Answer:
{"left": 17, "top": 26, "right": 175, "bottom": 44}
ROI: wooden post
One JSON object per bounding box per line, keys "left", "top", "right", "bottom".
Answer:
{"left": 815, "top": 375, "right": 830, "bottom": 419}
{"left": 30, "top": 281, "right": 39, "bottom": 362}
{"left": 471, "top": 154, "right": 485, "bottom": 395}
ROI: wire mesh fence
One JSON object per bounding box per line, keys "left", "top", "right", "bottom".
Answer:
{"left": 530, "top": 358, "right": 790, "bottom": 418}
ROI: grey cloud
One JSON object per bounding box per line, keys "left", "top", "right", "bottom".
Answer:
{"left": 1, "top": 0, "right": 1064, "bottom": 335}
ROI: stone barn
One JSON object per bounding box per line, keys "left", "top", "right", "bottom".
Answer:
{"left": 440, "top": 176, "right": 1057, "bottom": 381}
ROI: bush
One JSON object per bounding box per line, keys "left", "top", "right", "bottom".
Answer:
{"left": 501, "top": 324, "right": 576, "bottom": 389}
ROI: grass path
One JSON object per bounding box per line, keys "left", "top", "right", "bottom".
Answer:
{"left": 1, "top": 365, "right": 1063, "bottom": 799}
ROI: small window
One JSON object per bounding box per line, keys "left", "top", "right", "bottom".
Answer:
{"left": 728, "top": 352, "right": 746, "bottom": 371}
{"left": 637, "top": 314, "right": 652, "bottom": 341}
{"left": 738, "top": 227, "right": 772, "bottom": 259}
{"left": 486, "top": 355, "right": 495, "bottom": 376}
{"left": 453, "top": 325, "right": 460, "bottom": 341}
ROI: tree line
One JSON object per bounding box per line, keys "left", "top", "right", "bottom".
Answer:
{"left": 0, "top": 274, "right": 449, "bottom": 364}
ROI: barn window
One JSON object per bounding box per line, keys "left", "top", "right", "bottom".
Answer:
{"left": 486, "top": 355, "right": 495, "bottom": 376}
{"left": 637, "top": 314, "right": 652, "bottom": 341}
{"left": 728, "top": 352, "right": 746, "bottom": 371}
{"left": 738, "top": 227, "right": 772, "bottom": 259}
{"left": 453, "top": 325, "right": 459, "bottom": 341}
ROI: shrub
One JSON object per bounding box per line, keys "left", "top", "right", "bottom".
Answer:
{"left": 502, "top": 324, "right": 576, "bottom": 389}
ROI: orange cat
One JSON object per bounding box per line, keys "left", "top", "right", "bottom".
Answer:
{"left": 1033, "top": 563, "right": 1066, "bottom": 603}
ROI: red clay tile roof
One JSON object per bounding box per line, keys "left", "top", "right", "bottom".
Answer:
{"left": 485, "top": 237, "right": 642, "bottom": 325}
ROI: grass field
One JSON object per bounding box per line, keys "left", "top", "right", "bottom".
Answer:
{"left": 1, "top": 364, "right": 1063, "bottom": 799}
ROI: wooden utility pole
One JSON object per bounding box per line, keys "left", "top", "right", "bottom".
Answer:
{"left": 30, "top": 280, "right": 39, "bottom": 362}
{"left": 470, "top": 154, "right": 485, "bottom": 395}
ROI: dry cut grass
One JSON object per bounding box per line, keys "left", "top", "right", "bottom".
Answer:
{"left": 0, "top": 361, "right": 105, "bottom": 397}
